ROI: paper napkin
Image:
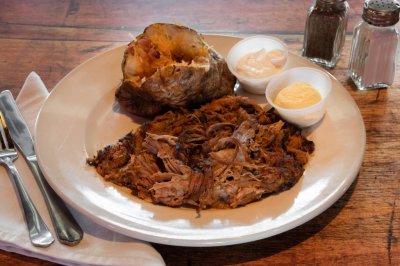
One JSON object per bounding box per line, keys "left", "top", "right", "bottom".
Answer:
{"left": 0, "top": 72, "right": 165, "bottom": 266}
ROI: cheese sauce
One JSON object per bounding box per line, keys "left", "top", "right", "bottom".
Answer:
{"left": 274, "top": 82, "right": 321, "bottom": 109}
{"left": 235, "top": 48, "right": 286, "bottom": 78}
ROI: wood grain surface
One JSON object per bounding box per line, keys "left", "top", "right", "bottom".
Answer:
{"left": 0, "top": 0, "right": 399, "bottom": 265}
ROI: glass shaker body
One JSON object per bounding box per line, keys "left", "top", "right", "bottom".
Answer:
{"left": 302, "top": 0, "right": 349, "bottom": 68}
{"left": 348, "top": 22, "right": 399, "bottom": 90}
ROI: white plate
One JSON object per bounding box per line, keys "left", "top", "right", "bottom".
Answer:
{"left": 35, "top": 35, "right": 366, "bottom": 247}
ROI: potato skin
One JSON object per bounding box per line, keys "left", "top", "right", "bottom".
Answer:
{"left": 115, "top": 23, "right": 236, "bottom": 117}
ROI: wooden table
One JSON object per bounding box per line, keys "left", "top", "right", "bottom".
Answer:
{"left": 1, "top": 0, "right": 399, "bottom": 265}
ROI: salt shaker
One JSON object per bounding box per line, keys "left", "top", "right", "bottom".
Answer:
{"left": 348, "top": 0, "right": 400, "bottom": 90}
{"left": 302, "top": 0, "right": 350, "bottom": 68}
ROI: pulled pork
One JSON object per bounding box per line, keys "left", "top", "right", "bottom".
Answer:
{"left": 87, "top": 96, "right": 314, "bottom": 209}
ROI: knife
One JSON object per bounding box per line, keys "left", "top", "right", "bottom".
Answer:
{"left": 0, "top": 90, "right": 83, "bottom": 246}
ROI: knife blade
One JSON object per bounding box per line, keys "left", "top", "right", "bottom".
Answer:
{"left": 0, "top": 90, "right": 83, "bottom": 246}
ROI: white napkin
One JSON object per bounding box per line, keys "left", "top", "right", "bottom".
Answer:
{"left": 0, "top": 72, "right": 165, "bottom": 266}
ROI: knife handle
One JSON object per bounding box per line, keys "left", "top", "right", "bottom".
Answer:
{"left": 28, "top": 156, "right": 83, "bottom": 246}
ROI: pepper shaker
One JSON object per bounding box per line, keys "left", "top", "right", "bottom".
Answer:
{"left": 302, "top": 0, "right": 350, "bottom": 68}
{"left": 348, "top": 0, "right": 400, "bottom": 90}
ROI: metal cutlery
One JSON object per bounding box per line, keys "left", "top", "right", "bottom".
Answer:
{"left": 0, "top": 111, "right": 54, "bottom": 247}
{"left": 0, "top": 90, "right": 83, "bottom": 246}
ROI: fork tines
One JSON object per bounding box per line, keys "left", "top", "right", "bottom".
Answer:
{"left": 0, "top": 111, "right": 14, "bottom": 151}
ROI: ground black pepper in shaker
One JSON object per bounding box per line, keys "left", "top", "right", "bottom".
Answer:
{"left": 302, "top": 0, "right": 349, "bottom": 68}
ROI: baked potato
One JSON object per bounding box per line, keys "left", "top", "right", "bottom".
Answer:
{"left": 115, "top": 23, "right": 236, "bottom": 117}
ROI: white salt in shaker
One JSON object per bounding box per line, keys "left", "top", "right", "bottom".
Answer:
{"left": 348, "top": 0, "right": 400, "bottom": 90}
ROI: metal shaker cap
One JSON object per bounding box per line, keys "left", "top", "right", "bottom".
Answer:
{"left": 319, "top": 0, "right": 346, "bottom": 2}
{"left": 317, "top": 0, "right": 347, "bottom": 4}
{"left": 362, "top": 0, "right": 400, "bottom": 26}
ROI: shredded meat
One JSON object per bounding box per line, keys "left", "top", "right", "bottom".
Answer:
{"left": 87, "top": 96, "right": 314, "bottom": 210}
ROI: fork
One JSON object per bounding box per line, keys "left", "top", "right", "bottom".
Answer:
{"left": 0, "top": 111, "right": 54, "bottom": 247}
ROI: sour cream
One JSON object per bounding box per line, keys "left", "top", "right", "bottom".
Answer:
{"left": 235, "top": 48, "right": 286, "bottom": 79}
{"left": 274, "top": 82, "right": 321, "bottom": 109}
